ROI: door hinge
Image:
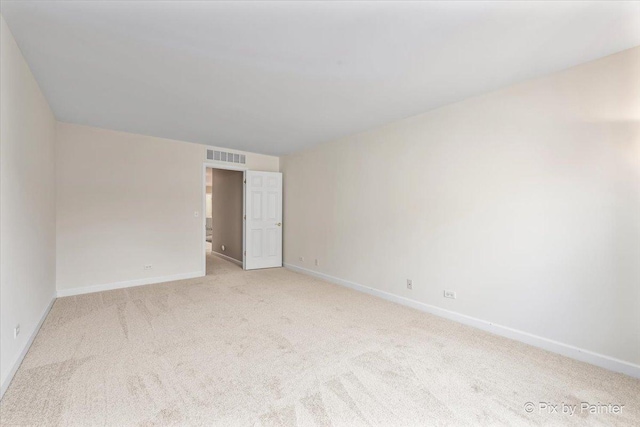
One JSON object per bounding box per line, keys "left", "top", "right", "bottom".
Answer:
{"left": 243, "top": 215, "right": 246, "bottom": 220}
{"left": 244, "top": 179, "right": 246, "bottom": 184}
{"left": 244, "top": 251, "right": 246, "bottom": 256}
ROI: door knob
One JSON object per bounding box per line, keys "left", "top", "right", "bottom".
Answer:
{"left": 276, "top": 223, "right": 282, "bottom": 226}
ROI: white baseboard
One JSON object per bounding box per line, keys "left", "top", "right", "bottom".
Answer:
{"left": 284, "top": 263, "right": 640, "bottom": 379}
{"left": 1, "top": 293, "right": 56, "bottom": 399}
{"left": 56, "top": 271, "right": 205, "bottom": 298}
{"left": 211, "top": 251, "right": 243, "bottom": 267}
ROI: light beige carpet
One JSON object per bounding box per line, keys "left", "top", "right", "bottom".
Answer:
{"left": 1, "top": 254, "right": 638, "bottom": 426}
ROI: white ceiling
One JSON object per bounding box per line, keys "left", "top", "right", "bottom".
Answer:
{"left": 2, "top": 1, "right": 639, "bottom": 155}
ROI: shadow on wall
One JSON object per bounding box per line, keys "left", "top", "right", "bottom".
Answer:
{"left": 208, "top": 168, "right": 244, "bottom": 263}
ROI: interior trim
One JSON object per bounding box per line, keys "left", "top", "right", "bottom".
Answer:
{"left": 285, "top": 263, "right": 640, "bottom": 379}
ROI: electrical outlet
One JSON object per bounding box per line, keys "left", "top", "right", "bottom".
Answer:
{"left": 444, "top": 290, "right": 456, "bottom": 299}
{"left": 406, "top": 279, "right": 412, "bottom": 290}
{"left": 144, "top": 264, "right": 152, "bottom": 270}
{"left": 299, "top": 256, "right": 304, "bottom": 262}
{"left": 315, "top": 259, "right": 319, "bottom": 266}
{"left": 14, "top": 324, "right": 20, "bottom": 339}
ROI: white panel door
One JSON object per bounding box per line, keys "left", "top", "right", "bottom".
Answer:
{"left": 244, "top": 171, "right": 282, "bottom": 270}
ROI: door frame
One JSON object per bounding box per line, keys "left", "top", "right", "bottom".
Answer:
{"left": 201, "top": 162, "right": 248, "bottom": 274}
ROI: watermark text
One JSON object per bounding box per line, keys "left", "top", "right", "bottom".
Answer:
{"left": 524, "top": 402, "right": 624, "bottom": 416}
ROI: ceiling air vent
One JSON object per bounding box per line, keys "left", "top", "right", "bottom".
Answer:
{"left": 207, "top": 149, "right": 245, "bottom": 164}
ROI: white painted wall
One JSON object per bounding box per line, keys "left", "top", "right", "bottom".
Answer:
{"left": 281, "top": 47, "right": 640, "bottom": 367}
{"left": 0, "top": 16, "right": 57, "bottom": 394}
{"left": 56, "top": 123, "right": 279, "bottom": 295}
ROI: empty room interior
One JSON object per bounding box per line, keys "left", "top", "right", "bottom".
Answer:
{"left": 1, "top": 1, "right": 639, "bottom": 426}
{"left": 206, "top": 166, "right": 244, "bottom": 272}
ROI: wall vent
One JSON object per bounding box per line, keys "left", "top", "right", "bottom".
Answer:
{"left": 207, "top": 149, "right": 245, "bottom": 164}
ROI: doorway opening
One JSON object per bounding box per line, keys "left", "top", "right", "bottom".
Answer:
{"left": 205, "top": 167, "right": 244, "bottom": 275}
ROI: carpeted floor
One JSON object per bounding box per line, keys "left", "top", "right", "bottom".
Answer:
{"left": 1, "top": 254, "right": 638, "bottom": 426}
